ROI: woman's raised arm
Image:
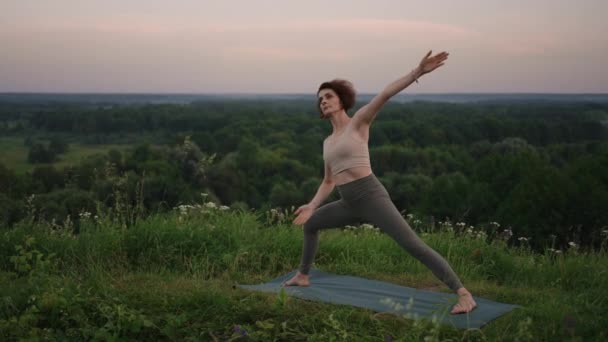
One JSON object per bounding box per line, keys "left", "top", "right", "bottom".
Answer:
{"left": 352, "top": 50, "right": 449, "bottom": 127}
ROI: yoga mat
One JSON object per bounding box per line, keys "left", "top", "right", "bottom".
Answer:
{"left": 238, "top": 269, "right": 520, "bottom": 329}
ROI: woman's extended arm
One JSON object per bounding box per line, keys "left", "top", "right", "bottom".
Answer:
{"left": 353, "top": 50, "right": 449, "bottom": 127}
{"left": 293, "top": 161, "right": 335, "bottom": 225}
{"left": 307, "top": 179, "right": 335, "bottom": 210}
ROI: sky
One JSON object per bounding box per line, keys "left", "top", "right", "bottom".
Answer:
{"left": 1, "top": 0, "right": 607, "bottom": 94}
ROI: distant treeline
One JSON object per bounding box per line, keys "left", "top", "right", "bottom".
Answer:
{"left": 1, "top": 100, "right": 608, "bottom": 250}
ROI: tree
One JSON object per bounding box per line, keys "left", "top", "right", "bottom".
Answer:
{"left": 49, "top": 137, "right": 69, "bottom": 155}
{"left": 269, "top": 181, "right": 300, "bottom": 207}
{"left": 422, "top": 172, "right": 471, "bottom": 222}
{"left": 27, "top": 143, "right": 56, "bottom": 163}
{"left": 30, "top": 166, "right": 65, "bottom": 192}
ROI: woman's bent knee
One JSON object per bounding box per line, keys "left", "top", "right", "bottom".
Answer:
{"left": 303, "top": 220, "right": 320, "bottom": 235}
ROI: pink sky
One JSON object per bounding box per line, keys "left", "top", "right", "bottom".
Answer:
{"left": 1, "top": 0, "right": 607, "bottom": 93}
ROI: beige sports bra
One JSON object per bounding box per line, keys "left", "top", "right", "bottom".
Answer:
{"left": 323, "top": 128, "right": 371, "bottom": 175}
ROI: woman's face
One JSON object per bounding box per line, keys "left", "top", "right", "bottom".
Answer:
{"left": 318, "top": 88, "right": 342, "bottom": 118}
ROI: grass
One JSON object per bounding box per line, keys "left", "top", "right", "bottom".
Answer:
{"left": 0, "top": 205, "right": 607, "bottom": 340}
{"left": 0, "top": 137, "right": 132, "bottom": 174}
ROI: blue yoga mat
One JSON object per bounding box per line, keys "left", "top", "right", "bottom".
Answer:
{"left": 239, "top": 269, "right": 520, "bottom": 329}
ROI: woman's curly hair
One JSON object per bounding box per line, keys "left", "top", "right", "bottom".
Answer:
{"left": 317, "top": 79, "right": 356, "bottom": 116}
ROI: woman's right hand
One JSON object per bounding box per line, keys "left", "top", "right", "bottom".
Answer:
{"left": 293, "top": 204, "right": 314, "bottom": 225}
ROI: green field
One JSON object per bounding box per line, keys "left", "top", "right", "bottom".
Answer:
{"left": 0, "top": 137, "right": 132, "bottom": 174}
{"left": 1, "top": 205, "right": 606, "bottom": 341}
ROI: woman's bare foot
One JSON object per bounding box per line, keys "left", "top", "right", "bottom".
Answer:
{"left": 451, "top": 288, "right": 477, "bottom": 314}
{"left": 283, "top": 272, "right": 310, "bottom": 287}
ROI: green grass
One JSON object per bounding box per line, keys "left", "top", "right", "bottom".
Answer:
{"left": 0, "top": 137, "right": 131, "bottom": 174}
{"left": 1, "top": 207, "right": 606, "bottom": 340}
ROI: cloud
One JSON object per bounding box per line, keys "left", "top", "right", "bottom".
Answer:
{"left": 486, "top": 34, "right": 563, "bottom": 57}
{"left": 6, "top": 16, "right": 477, "bottom": 64}
{"left": 9, "top": 15, "right": 479, "bottom": 39}
{"left": 221, "top": 46, "right": 348, "bottom": 62}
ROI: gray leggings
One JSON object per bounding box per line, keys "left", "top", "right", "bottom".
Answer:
{"left": 299, "top": 173, "right": 464, "bottom": 291}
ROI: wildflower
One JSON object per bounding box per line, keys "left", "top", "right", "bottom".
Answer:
{"left": 554, "top": 250, "right": 562, "bottom": 254}
{"left": 219, "top": 205, "right": 230, "bottom": 210}
{"left": 568, "top": 241, "right": 578, "bottom": 248}
{"left": 456, "top": 222, "right": 466, "bottom": 227}
{"left": 406, "top": 214, "right": 414, "bottom": 220}
{"left": 517, "top": 237, "right": 529, "bottom": 242}
{"left": 413, "top": 219, "right": 422, "bottom": 225}
{"left": 476, "top": 231, "right": 487, "bottom": 240}
{"left": 233, "top": 325, "right": 248, "bottom": 336}
{"left": 380, "top": 297, "right": 405, "bottom": 311}
{"left": 204, "top": 202, "right": 217, "bottom": 209}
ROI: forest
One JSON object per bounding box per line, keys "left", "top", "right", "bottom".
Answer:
{"left": 1, "top": 99, "right": 607, "bottom": 250}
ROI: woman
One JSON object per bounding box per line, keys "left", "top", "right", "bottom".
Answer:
{"left": 284, "top": 50, "right": 477, "bottom": 314}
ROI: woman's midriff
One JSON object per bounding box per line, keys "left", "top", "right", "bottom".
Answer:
{"left": 333, "top": 166, "right": 373, "bottom": 186}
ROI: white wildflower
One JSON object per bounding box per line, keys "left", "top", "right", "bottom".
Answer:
{"left": 568, "top": 241, "right": 578, "bottom": 248}
{"left": 380, "top": 297, "right": 405, "bottom": 311}
{"left": 219, "top": 205, "right": 230, "bottom": 210}
{"left": 205, "top": 202, "right": 217, "bottom": 209}
{"left": 518, "top": 237, "right": 529, "bottom": 242}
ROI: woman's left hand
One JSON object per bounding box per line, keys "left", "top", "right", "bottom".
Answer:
{"left": 418, "top": 50, "right": 449, "bottom": 75}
